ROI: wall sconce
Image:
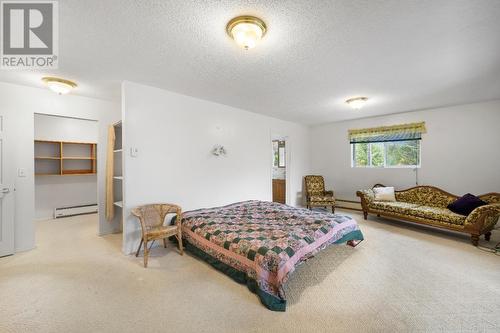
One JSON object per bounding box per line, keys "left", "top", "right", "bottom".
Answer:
{"left": 211, "top": 145, "right": 227, "bottom": 157}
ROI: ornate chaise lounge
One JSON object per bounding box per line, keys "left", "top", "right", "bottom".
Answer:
{"left": 356, "top": 185, "right": 500, "bottom": 246}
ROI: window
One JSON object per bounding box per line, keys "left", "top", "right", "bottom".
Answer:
{"left": 352, "top": 140, "right": 420, "bottom": 168}
{"left": 349, "top": 122, "right": 425, "bottom": 168}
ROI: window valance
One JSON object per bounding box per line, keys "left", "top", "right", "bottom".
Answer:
{"left": 348, "top": 122, "right": 426, "bottom": 144}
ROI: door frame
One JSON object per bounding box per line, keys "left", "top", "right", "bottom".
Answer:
{"left": 270, "top": 133, "right": 290, "bottom": 205}
{"left": 0, "top": 114, "right": 15, "bottom": 257}
{"left": 34, "top": 112, "right": 100, "bottom": 222}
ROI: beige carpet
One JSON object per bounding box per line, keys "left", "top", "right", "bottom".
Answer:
{"left": 1, "top": 211, "right": 499, "bottom": 332}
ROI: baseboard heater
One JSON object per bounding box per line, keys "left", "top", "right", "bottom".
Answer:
{"left": 54, "top": 204, "right": 98, "bottom": 219}
{"left": 335, "top": 199, "right": 362, "bottom": 211}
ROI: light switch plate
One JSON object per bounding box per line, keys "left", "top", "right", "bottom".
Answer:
{"left": 18, "top": 168, "right": 26, "bottom": 177}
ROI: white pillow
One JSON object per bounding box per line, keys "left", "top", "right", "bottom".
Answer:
{"left": 373, "top": 187, "right": 396, "bottom": 202}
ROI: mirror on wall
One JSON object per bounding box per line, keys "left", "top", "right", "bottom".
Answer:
{"left": 273, "top": 140, "right": 286, "bottom": 168}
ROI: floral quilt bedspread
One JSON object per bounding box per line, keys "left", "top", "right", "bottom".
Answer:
{"left": 181, "top": 200, "right": 364, "bottom": 311}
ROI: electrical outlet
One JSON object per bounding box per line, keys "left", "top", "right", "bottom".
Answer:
{"left": 130, "top": 147, "right": 138, "bottom": 158}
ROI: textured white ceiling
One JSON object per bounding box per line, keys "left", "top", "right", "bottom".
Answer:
{"left": 1, "top": 0, "right": 500, "bottom": 124}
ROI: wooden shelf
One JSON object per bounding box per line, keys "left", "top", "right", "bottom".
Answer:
{"left": 113, "top": 201, "right": 123, "bottom": 208}
{"left": 114, "top": 149, "right": 122, "bottom": 153}
{"left": 35, "top": 140, "right": 97, "bottom": 176}
{"left": 62, "top": 157, "right": 96, "bottom": 160}
{"left": 61, "top": 141, "right": 97, "bottom": 145}
{"left": 36, "top": 173, "right": 96, "bottom": 176}
{"left": 113, "top": 176, "right": 123, "bottom": 180}
{"left": 62, "top": 169, "right": 95, "bottom": 175}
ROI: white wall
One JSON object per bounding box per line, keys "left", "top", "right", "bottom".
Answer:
{"left": 34, "top": 114, "right": 98, "bottom": 220}
{"left": 0, "top": 82, "right": 121, "bottom": 252}
{"left": 310, "top": 100, "right": 500, "bottom": 201}
{"left": 35, "top": 177, "right": 98, "bottom": 220}
{"left": 121, "top": 81, "right": 310, "bottom": 254}
{"left": 35, "top": 114, "right": 98, "bottom": 142}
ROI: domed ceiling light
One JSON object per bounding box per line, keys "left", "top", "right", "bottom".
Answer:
{"left": 346, "top": 97, "right": 369, "bottom": 110}
{"left": 226, "top": 16, "right": 267, "bottom": 50}
{"left": 42, "top": 77, "right": 77, "bottom": 95}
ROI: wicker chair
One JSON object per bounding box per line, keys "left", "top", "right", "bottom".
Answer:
{"left": 131, "top": 203, "right": 183, "bottom": 268}
{"left": 304, "top": 175, "right": 336, "bottom": 213}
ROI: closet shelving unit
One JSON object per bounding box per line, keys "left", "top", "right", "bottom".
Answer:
{"left": 35, "top": 140, "right": 97, "bottom": 176}
{"left": 113, "top": 122, "right": 123, "bottom": 210}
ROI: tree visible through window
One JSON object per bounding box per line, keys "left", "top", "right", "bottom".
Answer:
{"left": 352, "top": 140, "right": 420, "bottom": 168}
{"left": 354, "top": 143, "right": 368, "bottom": 166}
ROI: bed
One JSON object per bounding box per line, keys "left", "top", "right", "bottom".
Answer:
{"left": 181, "top": 200, "right": 364, "bottom": 311}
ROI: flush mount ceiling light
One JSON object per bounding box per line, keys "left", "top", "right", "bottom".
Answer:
{"left": 346, "top": 97, "right": 369, "bottom": 110}
{"left": 226, "top": 15, "right": 267, "bottom": 50}
{"left": 41, "top": 77, "right": 77, "bottom": 95}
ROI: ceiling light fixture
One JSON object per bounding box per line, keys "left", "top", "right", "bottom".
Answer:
{"left": 226, "top": 15, "right": 267, "bottom": 50}
{"left": 346, "top": 97, "right": 369, "bottom": 110}
{"left": 41, "top": 77, "right": 77, "bottom": 95}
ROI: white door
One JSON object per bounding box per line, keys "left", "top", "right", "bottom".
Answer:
{"left": 0, "top": 115, "right": 14, "bottom": 257}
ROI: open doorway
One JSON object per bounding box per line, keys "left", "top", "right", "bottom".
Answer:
{"left": 272, "top": 138, "right": 287, "bottom": 204}
{"left": 34, "top": 114, "right": 99, "bottom": 243}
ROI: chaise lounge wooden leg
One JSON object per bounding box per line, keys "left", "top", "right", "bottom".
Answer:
{"left": 163, "top": 238, "right": 167, "bottom": 248}
{"left": 471, "top": 234, "right": 480, "bottom": 246}
{"left": 331, "top": 206, "right": 335, "bottom": 213}
{"left": 135, "top": 239, "right": 143, "bottom": 257}
{"left": 485, "top": 232, "right": 492, "bottom": 242}
{"left": 363, "top": 211, "right": 368, "bottom": 220}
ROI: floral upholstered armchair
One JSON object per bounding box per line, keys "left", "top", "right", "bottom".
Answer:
{"left": 304, "top": 175, "right": 336, "bottom": 213}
